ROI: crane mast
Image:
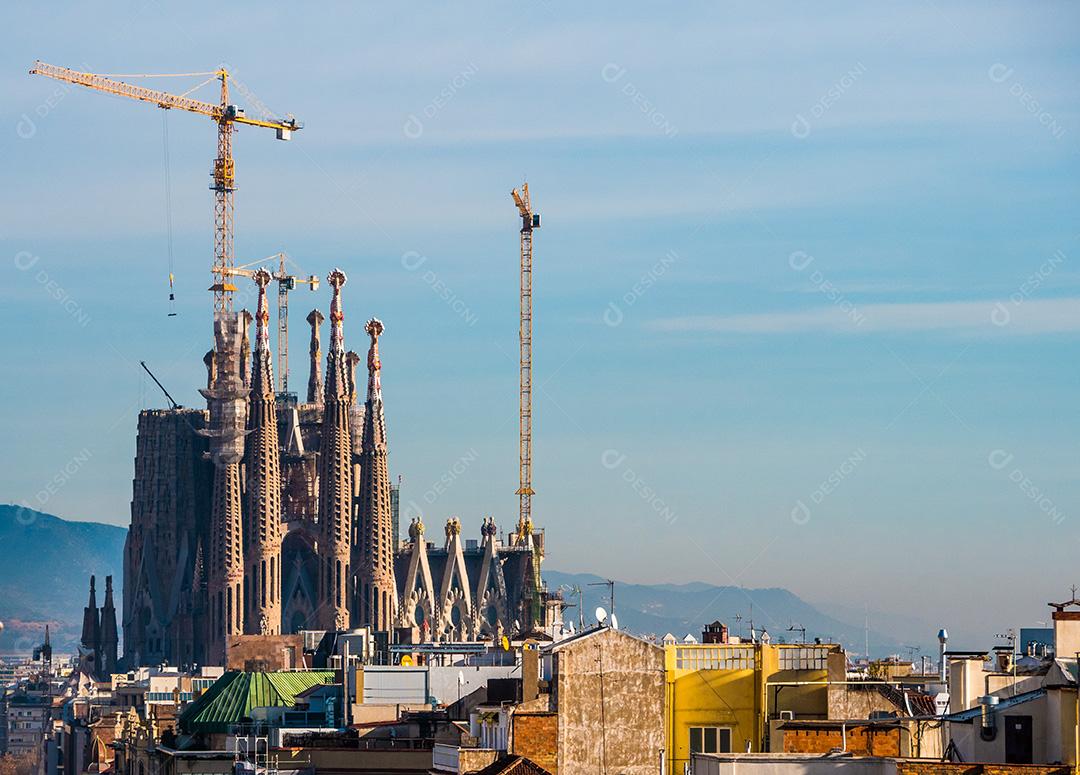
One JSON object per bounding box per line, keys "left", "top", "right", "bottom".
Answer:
{"left": 223, "top": 253, "right": 319, "bottom": 397}
{"left": 29, "top": 61, "right": 301, "bottom": 314}
{"left": 511, "top": 184, "right": 540, "bottom": 536}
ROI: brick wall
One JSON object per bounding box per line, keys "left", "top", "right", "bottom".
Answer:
{"left": 513, "top": 712, "right": 557, "bottom": 774}
{"left": 782, "top": 726, "right": 901, "bottom": 757}
{"left": 897, "top": 764, "right": 1071, "bottom": 775}
{"left": 225, "top": 634, "right": 305, "bottom": 670}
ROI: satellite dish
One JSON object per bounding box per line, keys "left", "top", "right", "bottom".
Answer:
{"left": 595, "top": 606, "right": 608, "bottom": 624}
{"left": 610, "top": 613, "right": 619, "bottom": 630}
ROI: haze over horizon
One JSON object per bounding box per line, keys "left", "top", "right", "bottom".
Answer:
{"left": 3, "top": 2, "right": 1079, "bottom": 649}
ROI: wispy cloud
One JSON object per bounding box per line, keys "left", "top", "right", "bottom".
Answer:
{"left": 650, "top": 297, "right": 1080, "bottom": 335}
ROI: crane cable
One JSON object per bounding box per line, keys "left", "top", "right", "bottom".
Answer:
{"left": 163, "top": 109, "right": 177, "bottom": 316}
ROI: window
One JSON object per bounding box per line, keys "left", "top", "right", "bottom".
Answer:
{"left": 689, "top": 726, "right": 732, "bottom": 754}
{"left": 675, "top": 646, "right": 754, "bottom": 671}
{"left": 778, "top": 647, "right": 829, "bottom": 671}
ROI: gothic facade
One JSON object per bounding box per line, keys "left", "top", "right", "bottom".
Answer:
{"left": 123, "top": 270, "right": 552, "bottom": 668}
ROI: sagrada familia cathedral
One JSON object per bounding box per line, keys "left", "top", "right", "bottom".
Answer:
{"left": 123, "top": 270, "right": 553, "bottom": 667}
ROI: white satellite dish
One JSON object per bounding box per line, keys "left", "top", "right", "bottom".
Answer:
{"left": 610, "top": 613, "right": 619, "bottom": 630}
{"left": 595, "top": 606, "right": 608, "bottom": 624}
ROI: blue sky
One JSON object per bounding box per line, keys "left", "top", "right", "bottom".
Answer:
{"left": 2, "top": 2, "right": 1079, "bottom": 649}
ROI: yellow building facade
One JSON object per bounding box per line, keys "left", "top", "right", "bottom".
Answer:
{"left": 663, "top": 641, "right": 841, "bottom": 773}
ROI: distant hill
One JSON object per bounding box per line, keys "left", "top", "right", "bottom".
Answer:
{"left": 0, "top": 506, "right": 932, "bottom": 658}
{"left": 544, "top": 570, "right": 933, "bottom": 656}
{"left": 0, "top": 505, "right": 125, "bottom": 654}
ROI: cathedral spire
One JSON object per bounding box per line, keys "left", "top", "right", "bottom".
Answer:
{"left": 239, "top": 309, "right": 253, "bottom": 390}
{"left": 199, "top": 310, "right": 249, "bottom": 663}
{"left": 366, "top": 318, "right": 384, "bottom": 403}
{"left": 306, "top": 309, "right": 324, "bottom": 404}
{"left": 244, "top": 270, "right": 283, "bottom": 635}
{"left": 356, "top": 317, "right": 396, "bottom": 631}
{"left": 317, "top": 270, "right": 353, "bottom": 631}
{"left": 80, "top": 576, "right": 101, "bottom": 662}
{"left": 100, "top": 575, "right": 118, "bottom": 675}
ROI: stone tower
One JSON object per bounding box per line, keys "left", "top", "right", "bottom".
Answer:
{"left": 244, "top": 270, "right": 283, "bottom": 635}
{"left": 80, "top": 576, "right": 101, "bottom": 672}
{"left": 100, "top": 575, "right": 119, "bottom": 674}
{"left": 200, "top": 311, "right": 249, "bottom": 663}
{"left": 356, "top": 318, "right": 397, "bottom": 631}
{"left": 317, "top": 270, "right": 353, "bottom": 631}
{"left": 306, "top": 309, "right": 325, "bottom": 404}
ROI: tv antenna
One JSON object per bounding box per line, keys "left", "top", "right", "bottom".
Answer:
{"left": 589, "top": 579, "right": 615, "bottom": 617}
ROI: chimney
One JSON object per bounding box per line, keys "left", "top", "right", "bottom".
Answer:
{"left": 522, "top": 647, "right": 540, "bottom": 702}
{"left": 937, "top": 628, "right": 948, "bottom": 682}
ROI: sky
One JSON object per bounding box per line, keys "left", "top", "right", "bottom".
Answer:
{"left": 2, "top": 2, "right": 1079, "bottom": 650}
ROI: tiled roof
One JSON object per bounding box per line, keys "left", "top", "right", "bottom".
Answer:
{"left": 179, "top": 671, "right": 335, "bottom": 734}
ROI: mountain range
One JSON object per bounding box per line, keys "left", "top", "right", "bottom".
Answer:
{"left": 543, "top": 570, "right": 935, "bottom": 655}
{"left": 0, "top": 505, "right": 125, "bottom": 653}
{"left": 0, "top": 505, "right": 935, "bottom": 657}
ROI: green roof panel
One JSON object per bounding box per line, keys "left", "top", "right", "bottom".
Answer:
{"left": 180, "top": 671, "right": 336, "bottom": 734}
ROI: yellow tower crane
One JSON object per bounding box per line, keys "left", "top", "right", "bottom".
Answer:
{"left": 29, "top": 61, "right": 301, "bottom": 314}
{"left": 511, "top": 183, "right": 540, "bottom": 532}
{"left": 511, "top": 183, "right": 542, "bottom": 626}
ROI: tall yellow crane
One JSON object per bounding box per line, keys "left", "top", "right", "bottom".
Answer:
{"left": 29, "top": 61, "right": 301, "bottom": 314}
{"left": 512, "top": 182, "right": 542, "bottom": 626}
{"left": 511, "top": 183, "right": 540, "bottom": 531}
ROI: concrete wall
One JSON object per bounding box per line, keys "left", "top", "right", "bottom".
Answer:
{"left": 692, "top": 754, "right": 897, "bottom": 775}
{"left": 1053, "top": 612, "right": 1080, "bottom": 659}
{"left": 358, "top": 664, "right": 520, "bottom": 707}
{"left": 664, "top": 642, "right": 839, "bottom": 769}
{"left": 429, "top": 665, "right": 520, "bottom": 706}
{"left": 945, "top": 691, "right": 1074, "bottom": 766}
{"left": 225, "top": 634, "right": 304, "bottom": 670}
{"left": 553, "top": 628, "right": 664, "bottom": 775}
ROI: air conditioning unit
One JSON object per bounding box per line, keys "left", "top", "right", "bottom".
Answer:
{"left": 779, "top": 710, "right": 795, "bottom": 720}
